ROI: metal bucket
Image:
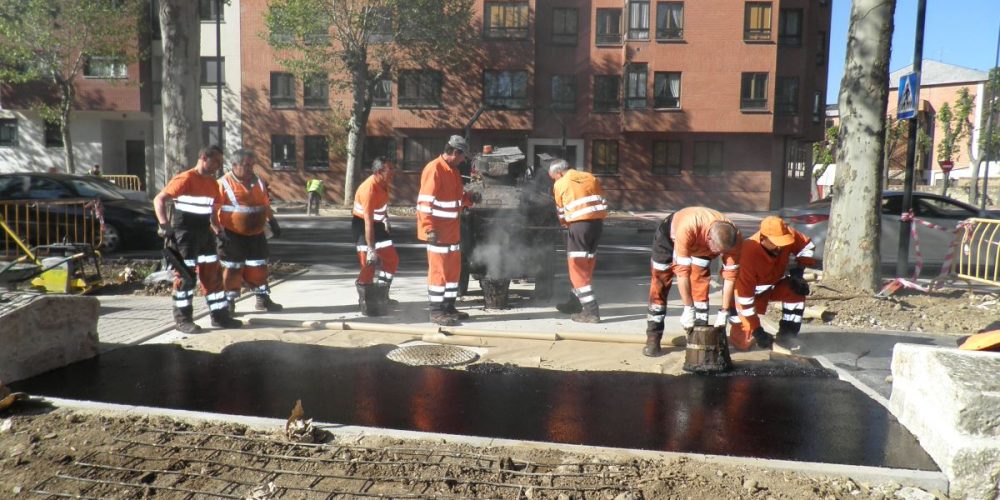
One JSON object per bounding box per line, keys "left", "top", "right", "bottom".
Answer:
{"left": 481, "top": 278, "right": 510, "bottom": 309}
{"left": 682, "top": 326, "right": 733, "bottom": 374}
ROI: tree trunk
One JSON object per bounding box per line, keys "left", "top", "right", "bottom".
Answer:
{"left": 823, "top": 0, "right": 896, "bottom": 293}
{"left": 159, "top": 0, "right": 201, "bottom": 177}
{"left": 343, "top": 62, "right": 372, "bottom": 207}
{"left": 59, "top": 84, "right": 76, "bottom": 174}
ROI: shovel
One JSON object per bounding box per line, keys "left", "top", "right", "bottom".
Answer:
{"left": 162, "top": 234, "right": 196, "bottom": 289}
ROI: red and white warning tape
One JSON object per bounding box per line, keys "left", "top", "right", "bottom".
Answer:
{"left": 879, "top": 210, "right": 973, "bottom": 296}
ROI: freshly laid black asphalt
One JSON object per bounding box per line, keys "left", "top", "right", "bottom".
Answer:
{"left": 12, "top": 341, "right": 937, "bottom": 471}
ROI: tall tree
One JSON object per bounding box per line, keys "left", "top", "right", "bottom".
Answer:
{"left": 824, "top": 0, "right": 896, "bottom": 293}
{"left": 0, "top": 0, "right": 145, "bottom": 173}
{"left": 935, "top": 101, "right": 966, "bottom": 196}
{"left": 158, "top": 0, "right": 202, "bottom": 176}
{"left": 969, "top": 68, "right": 1000, "bottom": 205}
{"left": 265, "top": 0, "right": 475, "bottom": 205}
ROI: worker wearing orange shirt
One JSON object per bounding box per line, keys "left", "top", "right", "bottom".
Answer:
{"left": 217, "top": 149, "right": 283, "bottom": 315}
{"left": 730, "top": 216, "right": 816, "bottom": 351}
{"left": 352, "top": 156, "right": 399, "bottom": 316}
{"left": 549, "top": 159, "right": 608, "bottom": 323}
{"left": 417, "top": 136, "right": 480, "bottom": 326}
{"left": 643, "top": 207, "right": 742, "bottom": 356}
{"left": 153, "top": 145, "right": 238, "bottom": 332}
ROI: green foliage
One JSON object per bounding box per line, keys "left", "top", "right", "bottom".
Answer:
{"left": 982, "top": 67, "right": 1000, "bottom": 160}
{"left": 812, "top": 124, "right": 839, "bottom": 169}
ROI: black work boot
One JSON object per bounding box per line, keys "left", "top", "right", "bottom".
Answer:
{"left": 556, "top": 293, "right": 583, "bottom": 314}
{"left": 429, "top": 306, "right": 459, "bottom": 326}
{"left": 571, "top": 301, "right": 600, "bottom": 324}
{"left": 211, "top": 309, "right": 243, "bottom": 329}
{"left": 356, "top": 282, "right": 378, "bottom": 316}
{"left": 173, "top": 307, "right": 202, "bottom": 334}
{"left": 751, "top": 327, "right": 774, "bottom": 349}
{"left": 643, "top": 321, "right": 664, "bottom": 357}
{"left": 445, "top": 300, "right": 470, "bottom": 320}
{"left": 255, "top": 294, "right": 284, "bottom": 312}
{"left": 775, "top": 322, "right": 801, "bottom": 349}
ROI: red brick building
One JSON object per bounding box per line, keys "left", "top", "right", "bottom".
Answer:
{"left": 241, "top": 0, "right": 831, "bottom": 210}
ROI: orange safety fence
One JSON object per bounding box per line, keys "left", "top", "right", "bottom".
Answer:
{"left": 956, "top": 217, "right": 1000, "bottom": 288}
{"left": 0, "top": 199, "right": 104, "bottom": 259}
{"left": 104, "top": 174, "right": 143, "bottom": 191}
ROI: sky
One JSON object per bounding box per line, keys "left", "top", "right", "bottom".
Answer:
{"left": 826, "top": 0, "right": 1000, "bottom": 104}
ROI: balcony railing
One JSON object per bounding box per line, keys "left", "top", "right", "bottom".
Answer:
{"left": 656, "top": 28, "right": 683, "bottom": 40}
{"left": 596, "top": 33, "right": 622, "bottom": 45}
{"left": 741, "top": 98, "right": 768, "bottom": 110}
{"left": 744, "top": 28, "right": 771, "bottom": 41}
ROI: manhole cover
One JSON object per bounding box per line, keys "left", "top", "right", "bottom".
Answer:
{"left": 386, "top": 345, "right": 479, "bottom": 367}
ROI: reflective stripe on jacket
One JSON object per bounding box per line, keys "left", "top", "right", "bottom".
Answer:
{"left": 417, "top": 156, "right": 468, "bottom": 244}
{"left": 160, "top": 168, "right": 224, "bottom": 225}
{"left": 218, "top": 173, "right": 271, "bottom": 236}
{"left": 734, "top": 228, "right": 816, "bottom": 307}
{"left": 553, "top": 169, "right": 607, "bottom": 225}
{"left": 353, "top": 175, "right": 390, "bottom": 225}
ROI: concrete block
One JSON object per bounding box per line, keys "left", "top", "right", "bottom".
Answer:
{"left": 0, "top": 292, "right": 99, "bottom": 383}
{"left": 890, "top": 344, "right": 1000, "bottom": 499}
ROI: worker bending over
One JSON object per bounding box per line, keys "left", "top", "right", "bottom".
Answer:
{"left": 549, "top": 159, "right": 608, "bottom": 323}
{"left": 352, "top": 156, "right": 399, "bottom": 315}
{"left": 644, "top": 206, "right": 741, "bottom": 356}
{"left": 730, "top": 216, "right": 816, "bottom": 350}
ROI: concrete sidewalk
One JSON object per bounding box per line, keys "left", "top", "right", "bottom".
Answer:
{"left": 95, "top": 262, "right": 960, "bottom": 408}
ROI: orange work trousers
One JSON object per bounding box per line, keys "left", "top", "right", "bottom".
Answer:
{"left": 729, "top": 279, "right": 806, "bottom": 351}
{"left": 426, "top": 243, "right": 461, "bottom": 311}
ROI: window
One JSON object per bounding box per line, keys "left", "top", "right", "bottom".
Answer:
{"left": 594, "top": 75, "right": 620, "bottom": 112}
{"left": 270, "top": 72, "right": 295, "bottom": 108}
{"left": 271, "top": 135, "right": 296, "bottom": 171}
{"left": 779, "top": 9, "right": 803, "bottom": 46}
{"left": 817, "top": 31, "right": 827, "bottom": 65}
{"left": 200, "top": 57, "right": 224, "bottom": 86}
{"left": 552, "top": 8, "right": 578, "bottom": 45}
{"left": 372, "top": 79, "right": 392, "bottom": 108}
{"left": 627, "top": 1, "right": 650, "bottom": 40}
{"left": 304, "top": 75, "right": 329, "bottom": 108}
{"left": 653, "top": 141, "right": 682, "bottom": 175}
{"left": 592, "top": 140, "right": 619, "bottom": 175}
{"left": 484, "top": 70, "right": 529, "bottom": 109}
{"left": 776, "top": 77, "right": 799, "bottom": 115}
{"left": 202, "top": 121, "right": 224, "bottom": 149}
{"left": 304, "top": 136, "right": 329, "bottom": 171}
{"left": 653, "top": 72, "right": 681, "bottom": 108}
{"left": 655, "top": 2, "right": 683, "bottom": 40}
{"left": 84, "top": 56, "right": 127, "bottom": 79}
{"left": 693, "top": 141, "right": 723, "bottom": 176}
{"left": 398, "top": 70, "right": 442, "bottom": 108}
{"left": 403, "top": 137, "right": 447, "bottom": 171}
{"left": 740, "top": 72, "right": 768, "bottom": 110}
{"left": 44, "top": 121, "right": 62, "bottom": 148}
{"left": 551, "top": 75, "right": 576, "bottom": 112}
{"left": 813, "top": 91, "right": 823, "bottom": 123}
{"left": 744, "top": 2, "right": 772, "bottom": 41}
{"left": 596, "top": 9, "right": 622, "bottom": 45}
{"left": 0, "top": 119, "right": 17, "bottom": 147}
{"left": 625, "top": 64, "right": 647, "bottom": 109}
{"left": 366, "top": 7, "right": 393, "bottom": 43}
{"left": 364, "top": 137, "right": 397, "bottom": 167}
{"left": 484, "top": 1, "right": 529, "bottom": 39}
{"left": 198, "top": 0, "right": 222, "bottom": 21}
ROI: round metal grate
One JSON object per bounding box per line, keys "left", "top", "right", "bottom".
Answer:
{"left": 386, "top": 344, "right": 479, "bottom": 367}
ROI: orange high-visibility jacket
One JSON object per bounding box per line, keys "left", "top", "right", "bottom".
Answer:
{"left": 162, "top": 168, "right": 224, "bottom": 222}
{"left": 417, "top": 156, "right": 470, "bottom": 244}
{"left": 217, "top": 173, "right": 272, "bottom": 236}
{"left": 553, "top": 169, "right": 608, "bottom": 226}
{"left": 352, "top": 175, "right": 390, "bottom": 226}
{"left": 670, "top": 206, "right": 741, "bottom": 281}
{"left": 734, "top": 229, "right": 817, "bottom": 301}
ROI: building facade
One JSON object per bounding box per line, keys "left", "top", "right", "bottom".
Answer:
{"left": 243, "top": 0, "right": 831, "bottom": 210}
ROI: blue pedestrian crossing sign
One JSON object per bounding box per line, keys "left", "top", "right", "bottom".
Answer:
{"left": 897, "top": 72, "right": 920, "bottom": 120}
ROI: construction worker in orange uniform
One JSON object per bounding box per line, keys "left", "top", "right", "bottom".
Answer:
{"left": 643, "top": 206, "right": 742, "bottom": 356}
{"left": 417, "top": 135, "right": 480, "bottom": 326}
{"left": 730, "top": 216, "right": 816, "bottom": 350}
{"left": 549, "top": 159, "right": 608, "bottom": 323}
{"left": 217, "top": 149, "right": 283, "bottom": 314}
{"left": 153, "top": 145, "right": 239, "bottom": 333}
{"left": 352, "top": 156, "right": 399, "bottom": 316}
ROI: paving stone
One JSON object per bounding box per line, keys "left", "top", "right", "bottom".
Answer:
{"left": 0, "top": 292, "right": 99, "bottom": 383}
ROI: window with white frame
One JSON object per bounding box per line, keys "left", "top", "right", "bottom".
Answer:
{"left": 653, "top": 72, "right": 681, "bottom": 108}
{"left": 484, "top": 70, "right": 529, "bottom": 109}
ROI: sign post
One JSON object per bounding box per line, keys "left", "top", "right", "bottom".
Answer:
{"left": 896, "top": 0, "right": 927, "bottom": 280}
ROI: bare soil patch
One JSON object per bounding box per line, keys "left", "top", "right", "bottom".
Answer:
{"left": 0, "top": 408, "right": 941, "bottom": 499}
{"left": 95, "top": 259, "right": 304, "bottom": 297}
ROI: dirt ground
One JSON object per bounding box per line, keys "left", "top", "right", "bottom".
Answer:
{"left": 96, "top": 258, "right": 304, "bottom": 297}
{"left": 0, "top": 409, "right": 942, "bottom": 499}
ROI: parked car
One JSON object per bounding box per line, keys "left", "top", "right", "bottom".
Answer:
{"left": 0, "top": 173, "right": 159, "bottom": 253}
{"left": 779, "top": 191, "right": 1000, "bottom": 265}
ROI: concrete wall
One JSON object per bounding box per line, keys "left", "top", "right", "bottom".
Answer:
{"left": 0, "top": 293, "right": 99, "bottom": 383}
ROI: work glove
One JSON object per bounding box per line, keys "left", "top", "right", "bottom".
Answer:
{"left": 679, "top": 305, "right": 695, "bottom": 329}
{"left": 714, "top": 310, "right": 730, "bottom": 328}
{"left": 365, "top": 250, "right": 379, "bottom": 266}
{"left": 787, "top": 275, "right": 810, "bottom": 296}
{"left": 788, "top": 266, "right": 805, "bottom": 279}
{"left": 157, "top": 223, "right": 174, "bottom": 239}
{"left": 426, "top": 230, "right": 439, "bottom": 246}
{"left": 752, "top": 327, "right": 774, "bottom": 349}
{"left": 268, "top": 218, "right": 282, "bottom": 239}
{"left": 467, "top": 191, "right": 483, "bottom": 204}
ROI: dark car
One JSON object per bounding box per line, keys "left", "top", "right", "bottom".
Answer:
{"left": 0, "top": 173, "right": 158, "bottom": 253}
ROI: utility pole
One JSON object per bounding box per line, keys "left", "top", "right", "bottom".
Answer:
{"left": 215, "top": 0, "right": 223, "bottom": 151}
{"left": 896, "top": 0, "right": 928, "bottom": 279}
{"left": 981, "top": 22, "right": 1000, "bottom": 213}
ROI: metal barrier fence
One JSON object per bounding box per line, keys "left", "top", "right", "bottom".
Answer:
{"left": 104, "top": 174, "right": 142, "bottom": 191}
{"left": 0, "top": 199, "right": 103, "bottom": 259}
{"left": 956, "top": 217, "right": 1000, "bottom": 287}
